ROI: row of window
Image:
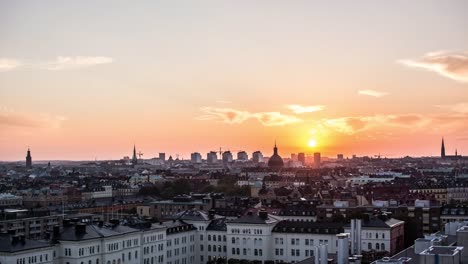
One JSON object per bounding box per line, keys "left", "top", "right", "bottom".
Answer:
{"left": 231, "top": 248, "right": 263, "bottom": 256}
{"left": 16, "top": 254, "right": 49, "bottom": 264}
{"left": 275, "top": 238, "right": 328, "bottom": 246}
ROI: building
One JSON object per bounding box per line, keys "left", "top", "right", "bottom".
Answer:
{"left": 314, "top": 153, "right": 321, "bottom": 168}
{"left": 344, "top": 216, "right": 405, "bottom": 256}
{"left": 337, "top": 154, "right": 344, "bottom": 160}
{"left": 237, "top": 151, "right": 248, "bottom": 161}
{"left": 159, "top": 153, "right": 166, "bottom": 161}
{"left": 191, "top": 153, "right": 202, "bottom": 164}
{"left": 0, "top": 211, "right": 63, "bottom": 239}
{"left": 0, "top": 233, "right": 54, "bottom": 264}
{"left": 222, "top": 151, "right": 233, "bottom": 163}
{"left": 441, "top": 138, "right": 463, "bottom": 160}
{"left": 26, "top": 148, "right": 32, "bottom": 169}
{"left": 0, "top": 193, "right": 23, "bottom": 208}
{"left": 207, "top": 152, "right": 218, "bottom": 164}
{"left": 132, "top": 144, "right": 138, "bottom": 165}
{"left": 298, "top": 153, "right": 305, "bottom": 165}
{"left": 252, "top": 151, "right": 264, "bottom": 163}
{"left": 268, "top": 143, "right": 284, "bottom": 170}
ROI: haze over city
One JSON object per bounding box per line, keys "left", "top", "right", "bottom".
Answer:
{"left": 1, "top": 0, "right": 468, "bottom": 161}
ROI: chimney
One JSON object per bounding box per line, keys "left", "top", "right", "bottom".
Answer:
{"left": 356, "top": 219, "right": 362, "bottom": 255}
{"left": 52, "top": 225, "right": 60, "bottom": 242}
{"left": 110, "top": 219, "right": 120, "bottom": 226}
{"left": 337, "top": 233, "right": 349, "bottom": 264}
{"left": 208, "top": 209, "right": 216, "bottom": 220}
{"left": 11, "top": 235, "right": 19, "bottom": 245}
{"left": 320, "top": 244, "right": 328, "bottom": 264}
{"left": 259, "top": 208, "right": 268, "bottom": 219}
{"left": 350, "top": 219, "right": 356, "bottom": 254}
{"left": 63, "top": 219, "right": 71, "bottom": 227}
{"left": 75, "top": 223, "right": 87, "bottom": 235}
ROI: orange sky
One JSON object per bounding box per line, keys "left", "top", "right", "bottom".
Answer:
{"left": 1, "top": 1, "right": 467, "bottom": 161}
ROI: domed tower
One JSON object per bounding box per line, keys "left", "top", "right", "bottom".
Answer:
{"left": 268, "top": 141, "right": 284, "bottom": 169}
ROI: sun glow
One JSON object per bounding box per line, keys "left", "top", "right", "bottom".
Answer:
{"left": 308, "top": 139, "right": 317, "bottom": 148}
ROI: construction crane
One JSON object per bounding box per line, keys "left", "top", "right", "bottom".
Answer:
{"left": 137, "top": 151, "right": 144, "bottom": 160}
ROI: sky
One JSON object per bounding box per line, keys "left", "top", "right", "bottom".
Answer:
{"left": 1, "top": 0, "right": 468, "bottom": 161}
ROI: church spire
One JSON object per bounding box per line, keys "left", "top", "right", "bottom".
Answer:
{"left": 132, "top": 144, "right": 138, "bottom": 165}
{"left": 441, "top": 137, "right": 446, "bottom": 158}
{"left": 273, "top": 140, "right": 278, "bottom": 155}
{"left": 26, "top": 147, "right": 32, "bottom": 169}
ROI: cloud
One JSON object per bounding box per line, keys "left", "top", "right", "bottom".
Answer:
{"left": 286, "top": 104, "right": 325, "bottom": 114}
{"left": 0, "top": 107, "right": 67, "bottom": 129}
{"left": 39, "top": 56, "right": 113, "bottom": 70}
{"left": 0, "top": 56, "right": 113, "bottom": 72}
{"left": 323, "top": 114, "right": 430, "bottom": 135}
{"left": 253, "top": 112, "right": 303, "bottom": 126}
{"left": 197, "top": 107, "right": 302, "bottom": 126}
{"left": 436, "top": 103, "right": 468, "bottom": 114}
{"left": 398, "top": 51, "right": 468, "bottom": 83}
{"left": 0, "top": 58, "right": 22, "bottom": 72}
{"left": 358, "top": 89, "right": 388, "bottom": 97}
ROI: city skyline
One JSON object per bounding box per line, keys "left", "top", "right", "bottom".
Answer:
{"left": 1, "top": 1, "right": 468, "bottom": 160}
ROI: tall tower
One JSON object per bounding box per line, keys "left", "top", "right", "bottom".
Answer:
{"left": 441, "top": 138, "right": 446, "bottom": 158}
{"left": 26, "top": 148, "right": 32, "bottom": 168}
{"left": 132, "top": 144, "right": 138, "bottom": 165}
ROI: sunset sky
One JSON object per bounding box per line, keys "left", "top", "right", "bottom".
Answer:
{"left": 1, "top": 0, "right": 468, "bottom": 161}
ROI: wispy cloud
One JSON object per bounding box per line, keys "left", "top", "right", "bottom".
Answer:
{"left": 39, "top": 56, "right": 113, "bottom": 70}
{"left": 0, "top": 107, "right": 67, "bottom": 129}
{"left": 286, "top": 104, "right": 325, "bottom": 114}
{"left": 197, "top": 107, "right": 302, "bottom": 126}
{"left": 436, "top": 103, "right": 468, "bottom": 114}
{"left": 358, "top": 89, "right": 388, "bottom": 97}
{"left": 0, "top": 58, "right": 22, "bottom": 72}
{"left": 398, "top": 51, "right": 468, "bottom": 83}
{"left": 323, "top": 114, "right": 430, "bottom": 135}
{"left": 0, "top": 56, "right": 113, "bottom": 72}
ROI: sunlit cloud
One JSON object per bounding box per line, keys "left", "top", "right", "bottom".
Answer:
{"left": 436, "top": 103, "right": 468, "bottom": 114}
{"left": 253, "top": 112, "right": 302, "bottom": 126}
{"left": 287, "top": 104, "right": 325, "bottom": 114}
{"left": 0, "top": 58, "right": 22, "bottom": 72}
{"left": 322, "top": 114, "right": 431, "bottom": 135}
{"left": 398, "top": 51, "right": 468, "bottom": 83}
{"left": 358, "top": 89, "right": 388, "bottom": 97}
{"left": 197, "top": 107, "right": 302, "bottom": 126}
{"left": 0, "top": 56, "right": 113, "bottom": 72}
{"left": 0, "top": 107, "right": 67, "bottom": 129}
{"left": 39, "top": 56, "right": 113, "bottom": 70}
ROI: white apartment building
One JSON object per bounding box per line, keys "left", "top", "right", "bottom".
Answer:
{"left": 1, "top": 210, "right": 402, "bottom": 264}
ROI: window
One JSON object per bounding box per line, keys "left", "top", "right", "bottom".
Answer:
{"left": 368, "top": 243, "right": 372, "bottom": 250}
{"left": 381, "top": 243, "right": 385, "bottom": 251}
{"left": 376, "top": 243, "right": 380, "bottom": 250}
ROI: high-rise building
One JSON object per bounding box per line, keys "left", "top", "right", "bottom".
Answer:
{"left": 237, "top": 151, "right": 248, "bottom": 161}
{"left": 290, "top": 153, "right": 297, "bottom": 161}
{"left": 252, "top": 151, "right": 263, "bottom": 163}
{"left": 314, "top": 152, "right": 321, "bottom": 168}
{"left": 132, "top": 145, "right": 138, "bottom": 165}
{"left": 191, "top": 152, "right": 202, "bottom": 163}
{"left": 26, "top": 148, "right": 32, "bottom": 169}
{"left": 441, "top": 138, "right": 446, "bottom": 158}
{"left": 298, "top": 153, "right": 305, "bottom": 165}
{"left": 207, "top": 151, "right": 218, "bottom": 164}
{"left": 337, "top": 154, "right": 344, "bottom": 160}
{"left": 222, "top": 151, "right": 233, "bottom": 163}
{"left": 159, "top": 152, "right": 166, "bottom": 161}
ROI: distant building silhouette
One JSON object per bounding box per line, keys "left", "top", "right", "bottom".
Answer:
{"left": 314, "top": 152, "right": 321, "bottom": 168}
{"left": 132, "top": 144, "right": 138, "bottom": 165}
{"left": 191, "top": 152, "right": 202, "bottom": 163}
{"left": 268, "top": 142, "right": 284, "bottom": 169}
{"left": 252, "top": 151, "right": 263, "bottom": 163}
{"left": 441, "top": 137, "right": 462, "bottom": 160}
{"left": 26, "top": 148, "right": 32, "bottom": 169}
{"left": 441, "top": 138, "right": 446, "bottom": 158}
{"left": 222, "top": 151, "right": 233, "bottom": 163}
{"left": 298, "top": 152, "right": 305, "bottom": 165}
{"left": 159, "top": 153, "right": 166, "bottom": 161}
{"left": 237, "top": 151, "right": 248, "bottom": 161}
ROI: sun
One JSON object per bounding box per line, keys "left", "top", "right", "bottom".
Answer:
{"left": 308, "top": 139, "right": 317, "bottom": 148}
